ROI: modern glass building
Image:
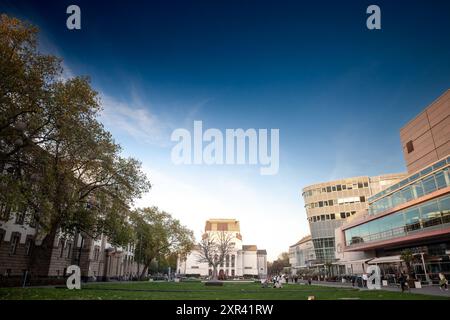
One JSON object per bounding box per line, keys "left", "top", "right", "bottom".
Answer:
{"left": 345, "top": 157, "right": 450, "bottom": 247}
{"left": 301, "top": 173, "right": 406, "bottom": 265}
{"left": 340, "top": 89, "right": 450, "bottom": 283}
{"left": 342, "top": 157, "right": 450, "bottom": 282}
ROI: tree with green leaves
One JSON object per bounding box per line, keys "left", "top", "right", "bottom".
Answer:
{"left": 267, "top": 252, "right": 290, "bottom": 276}
{"left": 131, "top": 207, "right": 195, "bottom": 279}
{"left": 400, "top": 249, "right": 413, "bottom": 275}
{"left": 0, "top": 14, "right": 151, "bottom": 276}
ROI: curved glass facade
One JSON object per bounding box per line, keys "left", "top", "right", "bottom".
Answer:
{"left": 345, "top": 194, "right": 450, "bottom": 246}
{"left": 369, "top": 164, "right": 450, "bottom": 215}
{"left": 368, "top": 156, "right": 450, "bottom": 204}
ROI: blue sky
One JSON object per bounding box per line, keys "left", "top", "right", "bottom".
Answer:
{"left": 2, "top": 0, "right": 449, "bottom": 260}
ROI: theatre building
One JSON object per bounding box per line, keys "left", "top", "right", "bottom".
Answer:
{"left": 176, "top": 219, "right": 267, "bottom": 279}
{"left": 338, "top": 89, "right": 450, "bottom": 284}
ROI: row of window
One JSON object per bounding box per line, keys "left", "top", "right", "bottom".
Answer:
{"left": 0, "top": 204, "right": 36, "bottom": 227}
{"left": 305, "top": 196, "right": 366, "bottom": 210}
{"left": 0, "top": 230, "right": 33, "bottom": 256}
{"left": 312, "top": 238, "right": 336, "bottom": 262}
{"left": 58, "top": 240, "right": 73, "bottom": 259}
{"left": 369, "top": 167, "right": 449, "bottom": 215}
{"left": 368, "top": 156, "right": 450, "bottom": 203}
{"left": 345, "top": 194, "right": 450, "bottom": 246}
{"left": 308, "top": 211, "right": 357, "bottom": 223}
{"left": 303, "top": 181, "right": 369, "bottom": 198}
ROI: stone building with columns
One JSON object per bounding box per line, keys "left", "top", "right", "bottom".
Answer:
{"left": 177, "top": 219, "right": 267, "bottom": 279}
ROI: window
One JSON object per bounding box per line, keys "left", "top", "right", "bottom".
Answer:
{"left": 435, "top": 170, "right": 448, "bottom": 190}
{"left": 217, "top": 223, "right": 228, "bottom": 231}
{"left": 406, "top": 140, "right": 414, "bottom": 153}
{"left": 330, "top": 213, "right": 335, "bottom": 220}
{"left": 59, "top": 240, "right": 65, "bottom": 258}
{"left": 0, "top": 229, "right": 5, "bottom": 247}
{"left": 420, "top": 200, "right": 441, "bottom": 228}
{"left": 422, "top": 175, "right": 437, "bottom": 194}
{"left": 29, "top": 212, "right": 37, "bottom": 228}
{"left": 231, "top": 255, "right": 235, "bottom": 267}
{"left": 336, "top": 185, "right": 342, "bottom": 191}
{"left": 15, "top": 206, "right": 26, "bottom": 225}
{"left": 66, "top": 243, "right": 72, "bottom": 259}
{"left": 363, "top": 182, "right": 369, "bottom": 188}
{"left": 402, "top": 186, "right": 414, "bottom": 202}
{"left": 0, "top": 203, "right": 11, "bottom": 221}
{"left": 358, "top": 182, "right": 363, "bottom": 189}
{"left": 328, "top": 199, "right": 334, "bottom": 206}
{"left": 404, "top": 207, "right": 421, "bottom": 232}
{"left": 326, "top": 214, "right": 330, "bottom": 220}
{"left": 10, "top": 233, "right": 20, "bottom": 255}
{"left": 340, "top": 212, "right": 346, "bottom": 219}
{"left": 94, "top": 247, "right": 100, "bottom": 261}
{"left": 25, "top": 238, "right": 33, "bottom": 256}
{"left": 360, "top": 196, "right": 366, "bottom": 203}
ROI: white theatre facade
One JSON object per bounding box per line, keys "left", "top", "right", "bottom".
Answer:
{"left": 177, "top": 219, "right": 267, "bottom": 279}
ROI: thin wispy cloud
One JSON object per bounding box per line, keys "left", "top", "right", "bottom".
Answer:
{"left": 99, "top": 94, "right": 171, "bottom": 147}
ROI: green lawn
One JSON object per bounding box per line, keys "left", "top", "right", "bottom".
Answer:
{"left": 0, "top": 281, "right": 447, "bottom": 300}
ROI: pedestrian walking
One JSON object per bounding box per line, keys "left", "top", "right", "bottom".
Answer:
{"left": 399, "top": 273, "right": 410, "bottom": 293}
{"left": 439, "top": 273, "right": 448, "bottom": 291}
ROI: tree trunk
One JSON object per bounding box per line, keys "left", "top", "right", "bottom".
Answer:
{"left": 212, "top": 266, "right": 218, "bottom": 280}
{"left": 29, "top": 223, "right": 59, "bottom": 279}
{"left": 140, "top": 264, "right": 149, "bottom": 280}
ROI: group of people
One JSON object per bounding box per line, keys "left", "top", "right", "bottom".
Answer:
{"left": 261, "top": 275, "right": 288, "bottom": 288}
{"left": 261, "top": 272, "right": 449, "bottom": 293}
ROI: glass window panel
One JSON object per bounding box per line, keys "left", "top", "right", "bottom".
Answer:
{"left": 434, "top": 170, "right": 448, "bottom": 189}
{"left": 432, "top": 159, "right": 447, "bottom": 171}
{"left": 412, "top": 181, "right": 424, "bottom": 198}
{"left": 368, "top": 219, "right": 381, "bottom": 239}
{"left": 408, "top": 173, "right": 420, "bottom": 183}
{"left": 422, "top": 175, "right": 437, "bottom": 194}
{"left": 420, "top": 200, "right": 441, "bottom": 228}
{"left": 438, "top": 195, "right": 450, "bottom": 224}
{"left": 420, "top": 166, "right": 432, "bottom": 176}
{"left": 387, "top": 212, "right": 405, "bottom": 229}
{"left": 404, "top": 207, "right": 421, "bottom": 232}
{"left": 358, "top": 223, "right": 369, "bottom": 238}
{"left": 391, "top": 191, "right": 405, "bottom": 207}
{"left": 402, "top": 186, "right": 414, "bottom": 202}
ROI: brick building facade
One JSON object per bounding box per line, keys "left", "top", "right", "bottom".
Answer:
{"left": 0, "top": 208, "right": 144, "bottom": 287}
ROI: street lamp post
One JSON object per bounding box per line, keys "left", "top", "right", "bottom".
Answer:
{"left": 419, "top": 253, "right": 431, "bottom": 284}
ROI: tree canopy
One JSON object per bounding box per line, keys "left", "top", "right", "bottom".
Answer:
{"left": 131, "top": 207, "right": 195, "bottom": 279}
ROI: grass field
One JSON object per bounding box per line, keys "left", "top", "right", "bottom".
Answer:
{"left": 0, "top": 281, "right": 448, "bottom": 300}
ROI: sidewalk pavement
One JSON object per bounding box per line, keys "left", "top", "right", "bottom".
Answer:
{"left": 296, "top": 280, "right": 450, "bottom": 297}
